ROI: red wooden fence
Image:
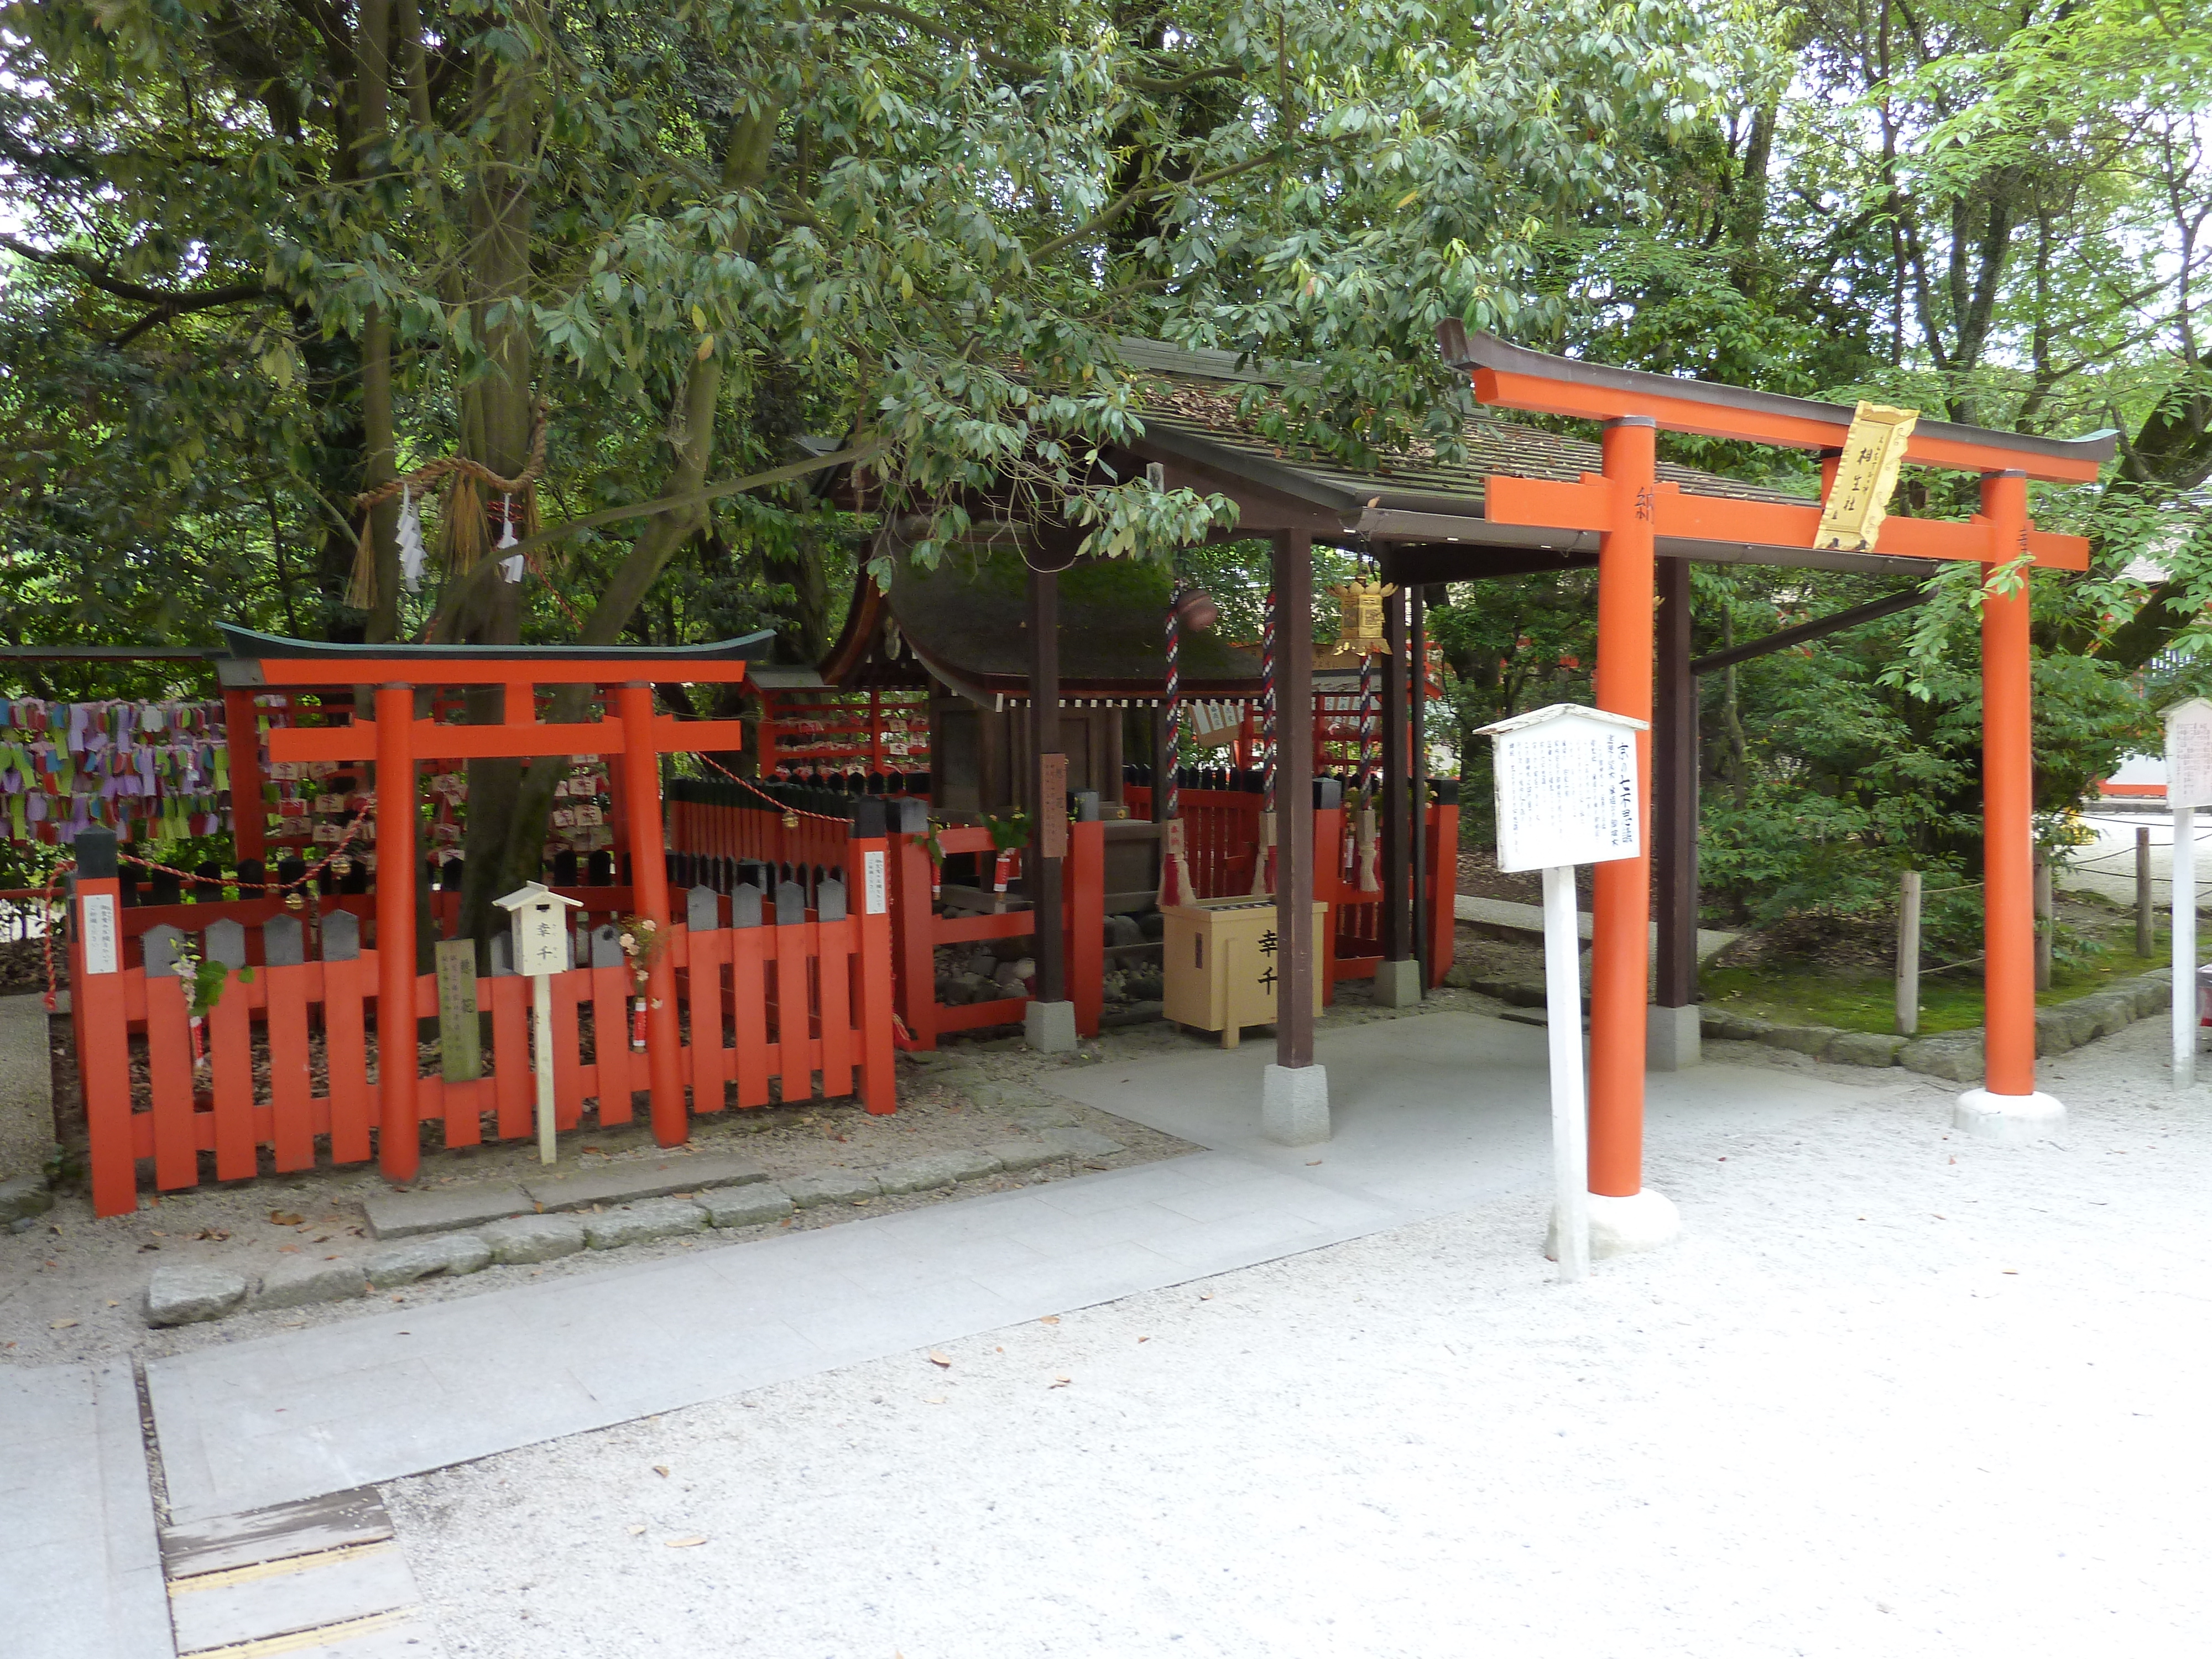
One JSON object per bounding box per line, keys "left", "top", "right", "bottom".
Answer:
{"left": 71, "top": 838, "right": 896, "bottom": 1217}
{"left": 1125, "top": 787, "right": 1458, "bottom": 995}
{"left": 885, "top": 820, "right": 1105, "bottom": 1050}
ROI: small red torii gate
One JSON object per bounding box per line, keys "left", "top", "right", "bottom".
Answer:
{"left": 217, "top": 635, "right": 770, "bottom": 1183}
{"left": 1439, "top": 326, "right": 2111, "bottom": 1227}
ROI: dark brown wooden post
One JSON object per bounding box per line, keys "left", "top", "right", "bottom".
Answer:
{"left": 1409, "top": 583, "right": 1430, "bottom": 987}
{"left": 1029, "top": 563, "right": 1067, "bottom": 1009}
{"left": 1275, "top": 531, "right": 1316, "bottom": 1071}
{"left": 1652, "top": 555, "right": 1699, "bottom": 1064}
{"left": 1380, "top": 583, "right": 1411, "bottom": 964}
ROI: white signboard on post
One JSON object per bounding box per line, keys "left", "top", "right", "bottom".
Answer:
{"left": 1478, "top": 703, "right": 1648, "bottom": 1281}
{"left": 2164, "top": 700, "right": 2212, "bottom": 1087}
{"left": 2167, "top": 698, "right": 2212, "bottom": 811}
{"left": 1485, "top": 705, "right": 1645, "bottom": 874}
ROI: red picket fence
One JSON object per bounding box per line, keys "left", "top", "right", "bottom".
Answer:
{"left": 70, "top": 843, "right": 896, "bottom": 1216}
{"left": 668, "top": 789, "right": 855, "bottom": 873}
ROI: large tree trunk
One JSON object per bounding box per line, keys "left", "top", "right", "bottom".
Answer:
{"left": 453, "top": 48, "right": 544, "bottom": 955}
{"left": 353, "top": 0, "right": 401, "bottom": 643}
{"left": 461, "top": 102, "right": 783, "bottom": 948}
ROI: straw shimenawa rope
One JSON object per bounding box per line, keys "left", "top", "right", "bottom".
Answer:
{"left": 346, "top": 403, "right": 552, "bottom": 609}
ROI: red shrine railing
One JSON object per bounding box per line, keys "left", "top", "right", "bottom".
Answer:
{"left": 69, "top": 836, "right": 895, "bottom": 1212}
{"left": 1125, "top": 787, "right": 1458, "bottom": 997}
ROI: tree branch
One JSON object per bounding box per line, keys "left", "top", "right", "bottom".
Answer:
{"left": 0, "top": 234, "right": 269, "bottom": 311}
{"left": 502, "top": 439, "right": 890, "bottom": 561}
{"left": 835, "top": 1, "right": 1245, "bottom": 93}
{"left": 1025, "top": 145, "right": 1287, "bottom": 265}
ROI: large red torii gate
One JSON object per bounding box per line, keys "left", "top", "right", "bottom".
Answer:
{"left": 1438, "top": 326, "right": 2113, "bottom": 1242}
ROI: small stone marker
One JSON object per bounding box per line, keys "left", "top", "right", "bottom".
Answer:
{"left": 204, "top": 917, "right": 247, "bottom": 969}
{"left": 263, "top": 914, "right": 305, "bottom": 968}
{"left": 141, "top": 924, "right": 185, "bottom": 979}
{"left": 1478, "top": 702, "right": 1648, "bottom": 1284}
{"left": 323, "top": 909, "right": 361, "bottom": 962}
{"left": 774, "top": 880, "right": 806, "bottom": 926}
{"left": 589, "top": 924, "right": 623, "bottom": 969}
{"left": 686, "top": 886, "right": 720, "bottom": 932}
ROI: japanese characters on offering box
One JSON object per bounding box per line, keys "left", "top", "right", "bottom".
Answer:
{"left": 0, "top": 698, "right": 232, "bottom": 843}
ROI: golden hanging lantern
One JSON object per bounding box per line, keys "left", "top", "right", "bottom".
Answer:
{"left": 1327, "top": 581, "right": 1399, "bottom": 655}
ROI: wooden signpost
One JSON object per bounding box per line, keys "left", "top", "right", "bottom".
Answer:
{"left": 495, "top": 881, "right": 583, "bottom": 1162}
{"left": 2164, "top": 698, "right": 2212, "bottom": 1087}
{"left": 1479, "top": 702, "right": 1648, "bottom": 1281}
{"left": 434, "top": 938, "right": 482, "bottom": 1082}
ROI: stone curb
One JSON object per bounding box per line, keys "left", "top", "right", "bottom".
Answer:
{"left": 1698, "top": 968, "right": 2171, "bottom": 1078}
{"left": 141, "top": 1130, "right": 1123, "bottom": 1328}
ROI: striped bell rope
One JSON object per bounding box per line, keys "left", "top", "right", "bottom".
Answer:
{"left": 1355, "top": 646, "right": 1376, "bottom": 796}
{"left": 1164, "top": 586, "right": 1181, "bottom": 821}
{"left": 1260, "top": 586, "right": 1277, "bottom": 812}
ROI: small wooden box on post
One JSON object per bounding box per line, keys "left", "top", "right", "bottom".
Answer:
{"left": 494, "top": 880, "right": 583, "bottom": 1164}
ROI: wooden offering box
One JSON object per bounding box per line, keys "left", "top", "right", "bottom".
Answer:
{"left": 1161, "top": 897, "right": 1327, "bottom": 1048}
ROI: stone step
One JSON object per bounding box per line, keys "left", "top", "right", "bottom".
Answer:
{"left": 1453, "top": 895, "right": 1740, "bottom": 963}
{"left": 521, "top": 1150, "right": 769, "bottom": 1212}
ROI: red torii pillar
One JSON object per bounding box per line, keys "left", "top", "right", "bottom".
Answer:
{"left": 1958, "top": 470, "right": 2064, "bottom": 1137}
{"left": 1587, "top": 418, "right": 1668, "bottom": 1233}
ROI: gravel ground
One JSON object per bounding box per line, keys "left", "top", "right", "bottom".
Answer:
{"left": 384, "top": 1013, "right": 2212, "bottom": 1659}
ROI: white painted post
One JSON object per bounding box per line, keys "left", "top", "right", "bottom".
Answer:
{"left": 1896, "top": 869, "right": 1921, "bottom": 1037}
{"left": 1475, "top": 702, "right": 1648, "bottom": 1281}
{"left": 1542, "top": 863, "right": 1589, "bottom": 1282}
{"left": 531, "top": 972, "right": 556, "bottom": 1165}
{"left": 2176, "top": 807, "right": 2196, "bottom": 1090}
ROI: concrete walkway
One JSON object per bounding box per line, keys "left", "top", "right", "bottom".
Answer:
{"left": 2, "top": 1361, "right": 171, "bottom": 1659}
{"left": 143, "top": 1011, "right": 1884, "bottom": 1529}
